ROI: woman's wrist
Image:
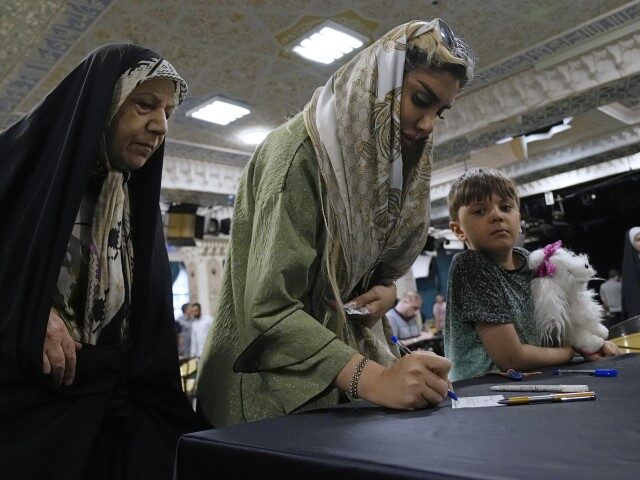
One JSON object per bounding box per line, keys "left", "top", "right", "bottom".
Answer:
{"left": 354, "top": 360, "right": 385, "bottom": 404}
{"left": 335, "top": 354, "right": 384, "bottom": 403}
{"left": 348, "top": 357, "right": 368, "bottom": 398}
{"left": 335, "top": 353, "right": 366, "bottom": 393}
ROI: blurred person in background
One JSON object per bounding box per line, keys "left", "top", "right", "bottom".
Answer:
{"left": 189, "top": 303, "right": 213, "bottom": 357}
{"left": 388, "top": 291, "right": 423, "bottom": 339}
{"left": 622, "top": 227, "right": 640, "bottom": 320}
{"left": 176, "top": 302, "right": 193, "bottom": 356}
{"left": 432, "top": 293, "right": 447, "bottom": 334}
{"left": 599, "top": 270, "right": 622, "bottom": 327}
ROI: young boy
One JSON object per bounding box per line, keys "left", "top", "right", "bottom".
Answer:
{"left": 444, "top": 168, "right": 620, "bottom": 381}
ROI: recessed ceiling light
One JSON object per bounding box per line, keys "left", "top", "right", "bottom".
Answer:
{"left": 187, "top": 96, "right": 250, "bottom": 125}
{"left": 291, "top": 21, "right": 367, "bottom": 64}
{"left": 240, "top": 129, "right": 270, "bottom": 145}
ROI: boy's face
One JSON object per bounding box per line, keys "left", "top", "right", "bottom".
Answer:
{"left": 450, "top": 194, "right": 521, "bottom": 255}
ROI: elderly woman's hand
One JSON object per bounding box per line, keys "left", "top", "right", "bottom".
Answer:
{"left": 43, "top": 309, "right": 82, "bottom": 387}
{"left": 346, "top": 282, "right": 397, "bottom": 328}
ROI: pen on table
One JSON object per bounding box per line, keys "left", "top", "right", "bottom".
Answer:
{"left": 497, "top": 391, "right": 596, "bottom": 406}
{"left": 552, "top": 368, "right": 618, "bottom": 377}
{"left": 490, "top": 384, "right": 589, "bottom": 393}
{"left": 390, "top": 335, "right": 458, "bottom": 401}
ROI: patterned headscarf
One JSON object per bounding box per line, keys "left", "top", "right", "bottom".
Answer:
{"left": 303, "top": 21, "right": 447, "bottom": 363}
{"left": 83, "top": 58, "right": 187, "bottom": 344}
{"left": 304, "top": 22, "right": 438, "bottom": 292}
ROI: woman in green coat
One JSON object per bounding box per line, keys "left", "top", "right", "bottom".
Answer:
{"left": 197, "top": 19, "right": 476, "bottom": 426}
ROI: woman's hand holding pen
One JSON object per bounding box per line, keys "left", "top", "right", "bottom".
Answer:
{"left": 345, "top": 283, "right": 397, "bottom": 328}
{"left": 358, "top": 352, "right": 452, "bottom": 409}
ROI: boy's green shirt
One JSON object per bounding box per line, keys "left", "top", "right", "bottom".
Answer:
{"left": 444, "top": 247, "right": 540, "bottom": 381}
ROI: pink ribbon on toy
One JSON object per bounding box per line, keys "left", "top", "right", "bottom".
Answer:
{"left": 535, "top": 240, "right": 563, "bottom": 278}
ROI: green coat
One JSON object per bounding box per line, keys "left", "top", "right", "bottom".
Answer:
{"left": 196, "top": 114, "right": 358, "bottom": 427}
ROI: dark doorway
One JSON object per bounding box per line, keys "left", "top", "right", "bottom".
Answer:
{"left": 521, "top": 170, "right": 640, "bottom": 277}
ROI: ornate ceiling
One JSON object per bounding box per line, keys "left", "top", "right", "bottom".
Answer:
{"left": 2, "top": 0, "right": 640, "bottom": 220}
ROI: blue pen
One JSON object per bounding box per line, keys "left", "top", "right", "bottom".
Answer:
{"left": 553, "top": 368, "right": 618, "bottom": 377}
{"left": 390, "top": 335, "right": 458, "bottom": 401}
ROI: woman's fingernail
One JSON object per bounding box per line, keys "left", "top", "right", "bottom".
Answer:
{"left": 344, "top": 301, "right": 358, "bottom": 308}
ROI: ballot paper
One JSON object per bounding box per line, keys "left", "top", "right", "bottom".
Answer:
{"left": 451, "top": 395, "right": 505, "bottom": 409}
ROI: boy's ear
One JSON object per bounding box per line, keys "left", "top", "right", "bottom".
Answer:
{"left": 449, "top": 220, "right": 466, "bottom": 242}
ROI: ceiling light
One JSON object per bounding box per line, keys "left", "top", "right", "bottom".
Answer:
{"left": 240, "top": 129, "right": 270, "bottom": 145}
{"left": 187, "top": 96, "right": 250, "bottom": 125}
{"left": 291, "top": 21, "right": 366, "bottom": 64}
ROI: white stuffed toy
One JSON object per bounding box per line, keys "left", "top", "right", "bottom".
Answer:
{"left": 529, "top": 240, "right": 609, "bottom": 354}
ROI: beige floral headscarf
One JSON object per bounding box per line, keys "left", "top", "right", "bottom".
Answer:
{"left": 304, "top": 21, "right": 440, "bottom": 364}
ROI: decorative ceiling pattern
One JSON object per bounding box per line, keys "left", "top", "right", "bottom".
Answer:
{"left": 2, "top": 0, "right": 640, "bottom": 213}
{"left": 0, "top": 0, "right": 114, "bottom": 127}
{"left": 1, "top": 0, "right": 632, "bottom": 147}
{"left": 0, "top": 0, "right": 66, "bottom": 76}
{"left": 467, "top": 1, "right": 640, "bottom": 91}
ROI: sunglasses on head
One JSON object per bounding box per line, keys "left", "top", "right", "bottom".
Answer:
{"left": 434, "top": 18, "right": 457, "bottom": 51}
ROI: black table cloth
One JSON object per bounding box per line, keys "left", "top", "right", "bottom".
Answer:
{"left": 176, "top": 354, "right": 639, "bottom": 480}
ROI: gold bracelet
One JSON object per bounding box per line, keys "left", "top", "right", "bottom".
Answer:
{"left": 349, "top": 357, "right": 368, "bottom": 399}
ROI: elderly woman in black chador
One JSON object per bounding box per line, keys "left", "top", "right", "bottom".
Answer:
{"left": 0, "top": 44, "right": 200, "bottom": 480}
{"left": 622, "top": 226, "right": 640, "bottom": 320}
